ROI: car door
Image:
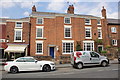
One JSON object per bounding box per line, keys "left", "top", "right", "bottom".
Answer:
{"left": 15, "top": 58, "right": 27, "bottom": 71}
{"left": 90, "top": 52, "right": 100, "bottom": 65}
{"left": 24, "top": 58, "right": 39, "bottom": 71}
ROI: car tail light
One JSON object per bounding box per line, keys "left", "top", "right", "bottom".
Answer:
{"left": 74, "top": 57, "right": 76, "bottom": 61}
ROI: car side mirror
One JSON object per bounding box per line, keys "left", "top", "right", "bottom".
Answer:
{"left": 35, "top": 60, "right": 38, "bottom": 63}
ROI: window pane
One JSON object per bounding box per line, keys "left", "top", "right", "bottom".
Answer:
{"left": 37, "top": 18, "right": 43, "bottom": 24}
{"left": 16, "top": 22, "right": 22, "bottom": 27}
{"left": 15, "top": 31, "right": 21, "bottom": 40}
{"left": 65, "top": 18, "right": 70, "bottom": 24}
{"left": 84, "top": 42, "right": 94, "bottom": 51}
{"left": 37, "top": 43, "right": 42, "bottom": 53}
{"left": 98, "top": 29, "right": 102, "bottom": 38}
{"left": 37, "top": 28, "right": 42, "bottom": 37}
{"left": 62, "top": 42, "right": 73, "bottom": 53}
{"left": 65, "top": 28, "right": 71, "bottom": 37}
{"left": 85, "top": 19, "right": 90, "bottom": 24}
{"left": 85, "top": 28, "right": 91, "bottom": 37}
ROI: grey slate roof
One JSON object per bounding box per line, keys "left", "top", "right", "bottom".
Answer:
{"left": 107, "top": 19, "right": 120, "bottom": 25}
{"left": 30, "top": 12, "right": 100, "bottom": 19}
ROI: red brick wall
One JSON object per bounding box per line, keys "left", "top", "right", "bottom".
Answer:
{"left": 30, "top": 16, "right": 104, "bottom": 60}
{"left": 0, "top": 24, "right": 7, "bottom": 49}
{"left": 6, "top": 22, "right": 30, "bottom": 44}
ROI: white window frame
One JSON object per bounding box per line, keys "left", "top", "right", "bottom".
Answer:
{"left": 0, "top": 39, "right": 5, "bottom": 42}
{"left": 111, "top": 27, "right": 117, "bottom": 33}
{"left": 62, "top": 40, "right": 74, "bottom": 54}
{"left": 36, "top": 41, "right": 43, "bottom": 54}
{"left": 85, "top": 27, "right": 92, "bottom": 39}
{"left": 112, "top": 39, "right": 117, "bottom": 46}
{"left": 83, "top": 41, "right": 94, "bottom": 51}
{"left": 98, "top": 27, "right": 102, "bottom": 39}
{"left": 64, "top": 17, "right": 71, "bottom": 24}
{"left": 97, "top": 19, "right": 101, "bottom": 25}
{"left": 14, "top": 29, "right": 22, "bottom": 42}
{"left": 36, "top": 18, "right": 44, "bottom": 24}
{"left": 85, "top": 19, "right": 91, "bottom": 25}
{"left": 15, "top": 22, "right": 23, "bottom": 28}
{"left": 64, "top": 25, "right": 72, "bottom": 38}
{"left": 36, "top": 26, "right": 44, "bottom": 39}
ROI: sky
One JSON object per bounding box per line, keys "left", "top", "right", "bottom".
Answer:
{"left": 0, "top": 0, "right": 119, "bottom": 19}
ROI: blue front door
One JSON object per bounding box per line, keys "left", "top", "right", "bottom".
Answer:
{"left": 50, "top": 47, "right": 54, "bottom": 58}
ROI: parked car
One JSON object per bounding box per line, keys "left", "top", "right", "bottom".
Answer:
{"left": 4, "top": 57, "right": 55, "bottom": 73}
{"left": 71, "top": 51, "right": 109, "bottom": 69}
{"left": 118, "top": 56, "right": 120, "bottom": 64}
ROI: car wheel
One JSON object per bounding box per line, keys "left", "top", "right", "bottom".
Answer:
{"left": 101, "top": 61, "right": 108, "bottom": 67}
{"left": 43, "top": 65, "right": 51, "bottom": 72}
{"left": 77, "top": 63, "right": 83, "bottom": 69}
{"left": 10, "top": 66, "right": 19, "bottom": 74}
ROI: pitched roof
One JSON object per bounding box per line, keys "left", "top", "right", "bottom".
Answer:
{"left": 30, "top": 12, "right": 101, "bottom": 19}
{"left": 107, "top": 19, "right": 120, "bottom": 25}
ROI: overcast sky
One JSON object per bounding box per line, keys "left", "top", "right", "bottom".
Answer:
{"left": 0, "top": 0, "right": 119, "bottom": 19}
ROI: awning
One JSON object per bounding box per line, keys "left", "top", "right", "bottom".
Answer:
{"left": 4, "top": 44, "right": 28, "bottom": 53}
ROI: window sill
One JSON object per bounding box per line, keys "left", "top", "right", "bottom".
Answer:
{"left": 112, "top": 45, "right": 117, "bottom": 46}
{"left": 97, "top": 24, "right": 101, "bottom": 25}
{"left": 14, "top": 40, "right": 23, "bottom": 42}
{"left": 98, "top": 38, "right": 102, "bottom": 39}
{"left": 62, "top": 53, "right": 71, "bottom": 54}
{"left": 35, "top": 53, "right": 43, "bottom": 55}
{"left": 64, "top": 37, "right": 72, "bottom": 39}
{"left": 85, "top": 37, "right": 92, "bottom": 39}
{"left": 85, "top": 23, "right": 91, "bottom": 25}
{"left": 111, "top": 32, "right": 117, "bottom": 34}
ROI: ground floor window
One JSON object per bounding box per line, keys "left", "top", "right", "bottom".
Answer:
{"left": 62, "top": 40, "right": 74, "bottom": 54}
{"left": 97, "top": 45, "right": 103, "bottom": 53}
{"left": 36, "top": 41, "right": 43, "bottom": 54}
{"left": 83, "top": 41, "right": 94, "bottom": 51}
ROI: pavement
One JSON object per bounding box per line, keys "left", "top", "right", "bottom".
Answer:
{"left": 0, "top": 59, "right": 119, "bottom": 71}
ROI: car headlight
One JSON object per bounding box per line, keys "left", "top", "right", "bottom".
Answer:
{"left": 50, "top": 63, "right": 55, "bottom": 65}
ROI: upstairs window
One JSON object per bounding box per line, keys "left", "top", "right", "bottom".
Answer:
{"left": 98, "top": 28, "right": 102, "bottom": 39}
{"left": 14, "top": 29, "right": 22, "bottom": 42}
{"left": 112, "top": 39, "right": 117, "bottom": 46}
{"left": 85, "top": 19, "right": 91, "bottom": 25}
{"left": 64, "top": 25, "right": 72, "bottom": 38}
{"left": 16, "top": 22, "right": 22, "bottom": 28}
{"left": 111, "top": 27, "right": 116, "bottom": 33}
{"left": 37, "top": 18, "right": 43, "bottom": 24}
{"left": 36, "top": 26, "right": 44, "bottom": 39}
{"left": 97, "top": 20, "right": 101, "bottom": 25}
{"left": 64, "top": 17, "right": 71, "bottom": 24}
{"left": 85, "top": 27, "right": 92, "bottom": 39}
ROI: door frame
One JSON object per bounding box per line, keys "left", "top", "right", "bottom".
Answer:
{"left": 48, "top": 47, "right": 56, "bottom": 59}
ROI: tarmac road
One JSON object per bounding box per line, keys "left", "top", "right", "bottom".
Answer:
{"left": 1, "top": 64, "right": 119, "bottom": 78}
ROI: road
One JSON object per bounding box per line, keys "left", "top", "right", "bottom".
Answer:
{"left": 1, "top": 64, "right": 119, "bottom": 78}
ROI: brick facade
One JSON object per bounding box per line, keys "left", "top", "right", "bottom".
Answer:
{"left": 2, "top": 5, "right": 120, "bottom": 60}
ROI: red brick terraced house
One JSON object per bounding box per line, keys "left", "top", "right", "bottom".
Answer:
{"left": 4, "top": 17, "right": 30, "bottom": 60}
{"left": 3, "top": 5, "right": 120, "bottom": 61}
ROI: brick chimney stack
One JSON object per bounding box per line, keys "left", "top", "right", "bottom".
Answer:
{"left": 101, "top": 6, "right": 106, "bottom": 19}
{"left": 32, "top": 5, "right": 36, "bottom": 12}
{"left": 67, "top": 5, "right": 74, "bottom": 14}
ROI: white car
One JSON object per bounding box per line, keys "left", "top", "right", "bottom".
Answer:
{"left": 71, "top": 51, "right": 109, "bottom": 69}
{"left": 4, "top": 57, "right": 55, "bottom": 73}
